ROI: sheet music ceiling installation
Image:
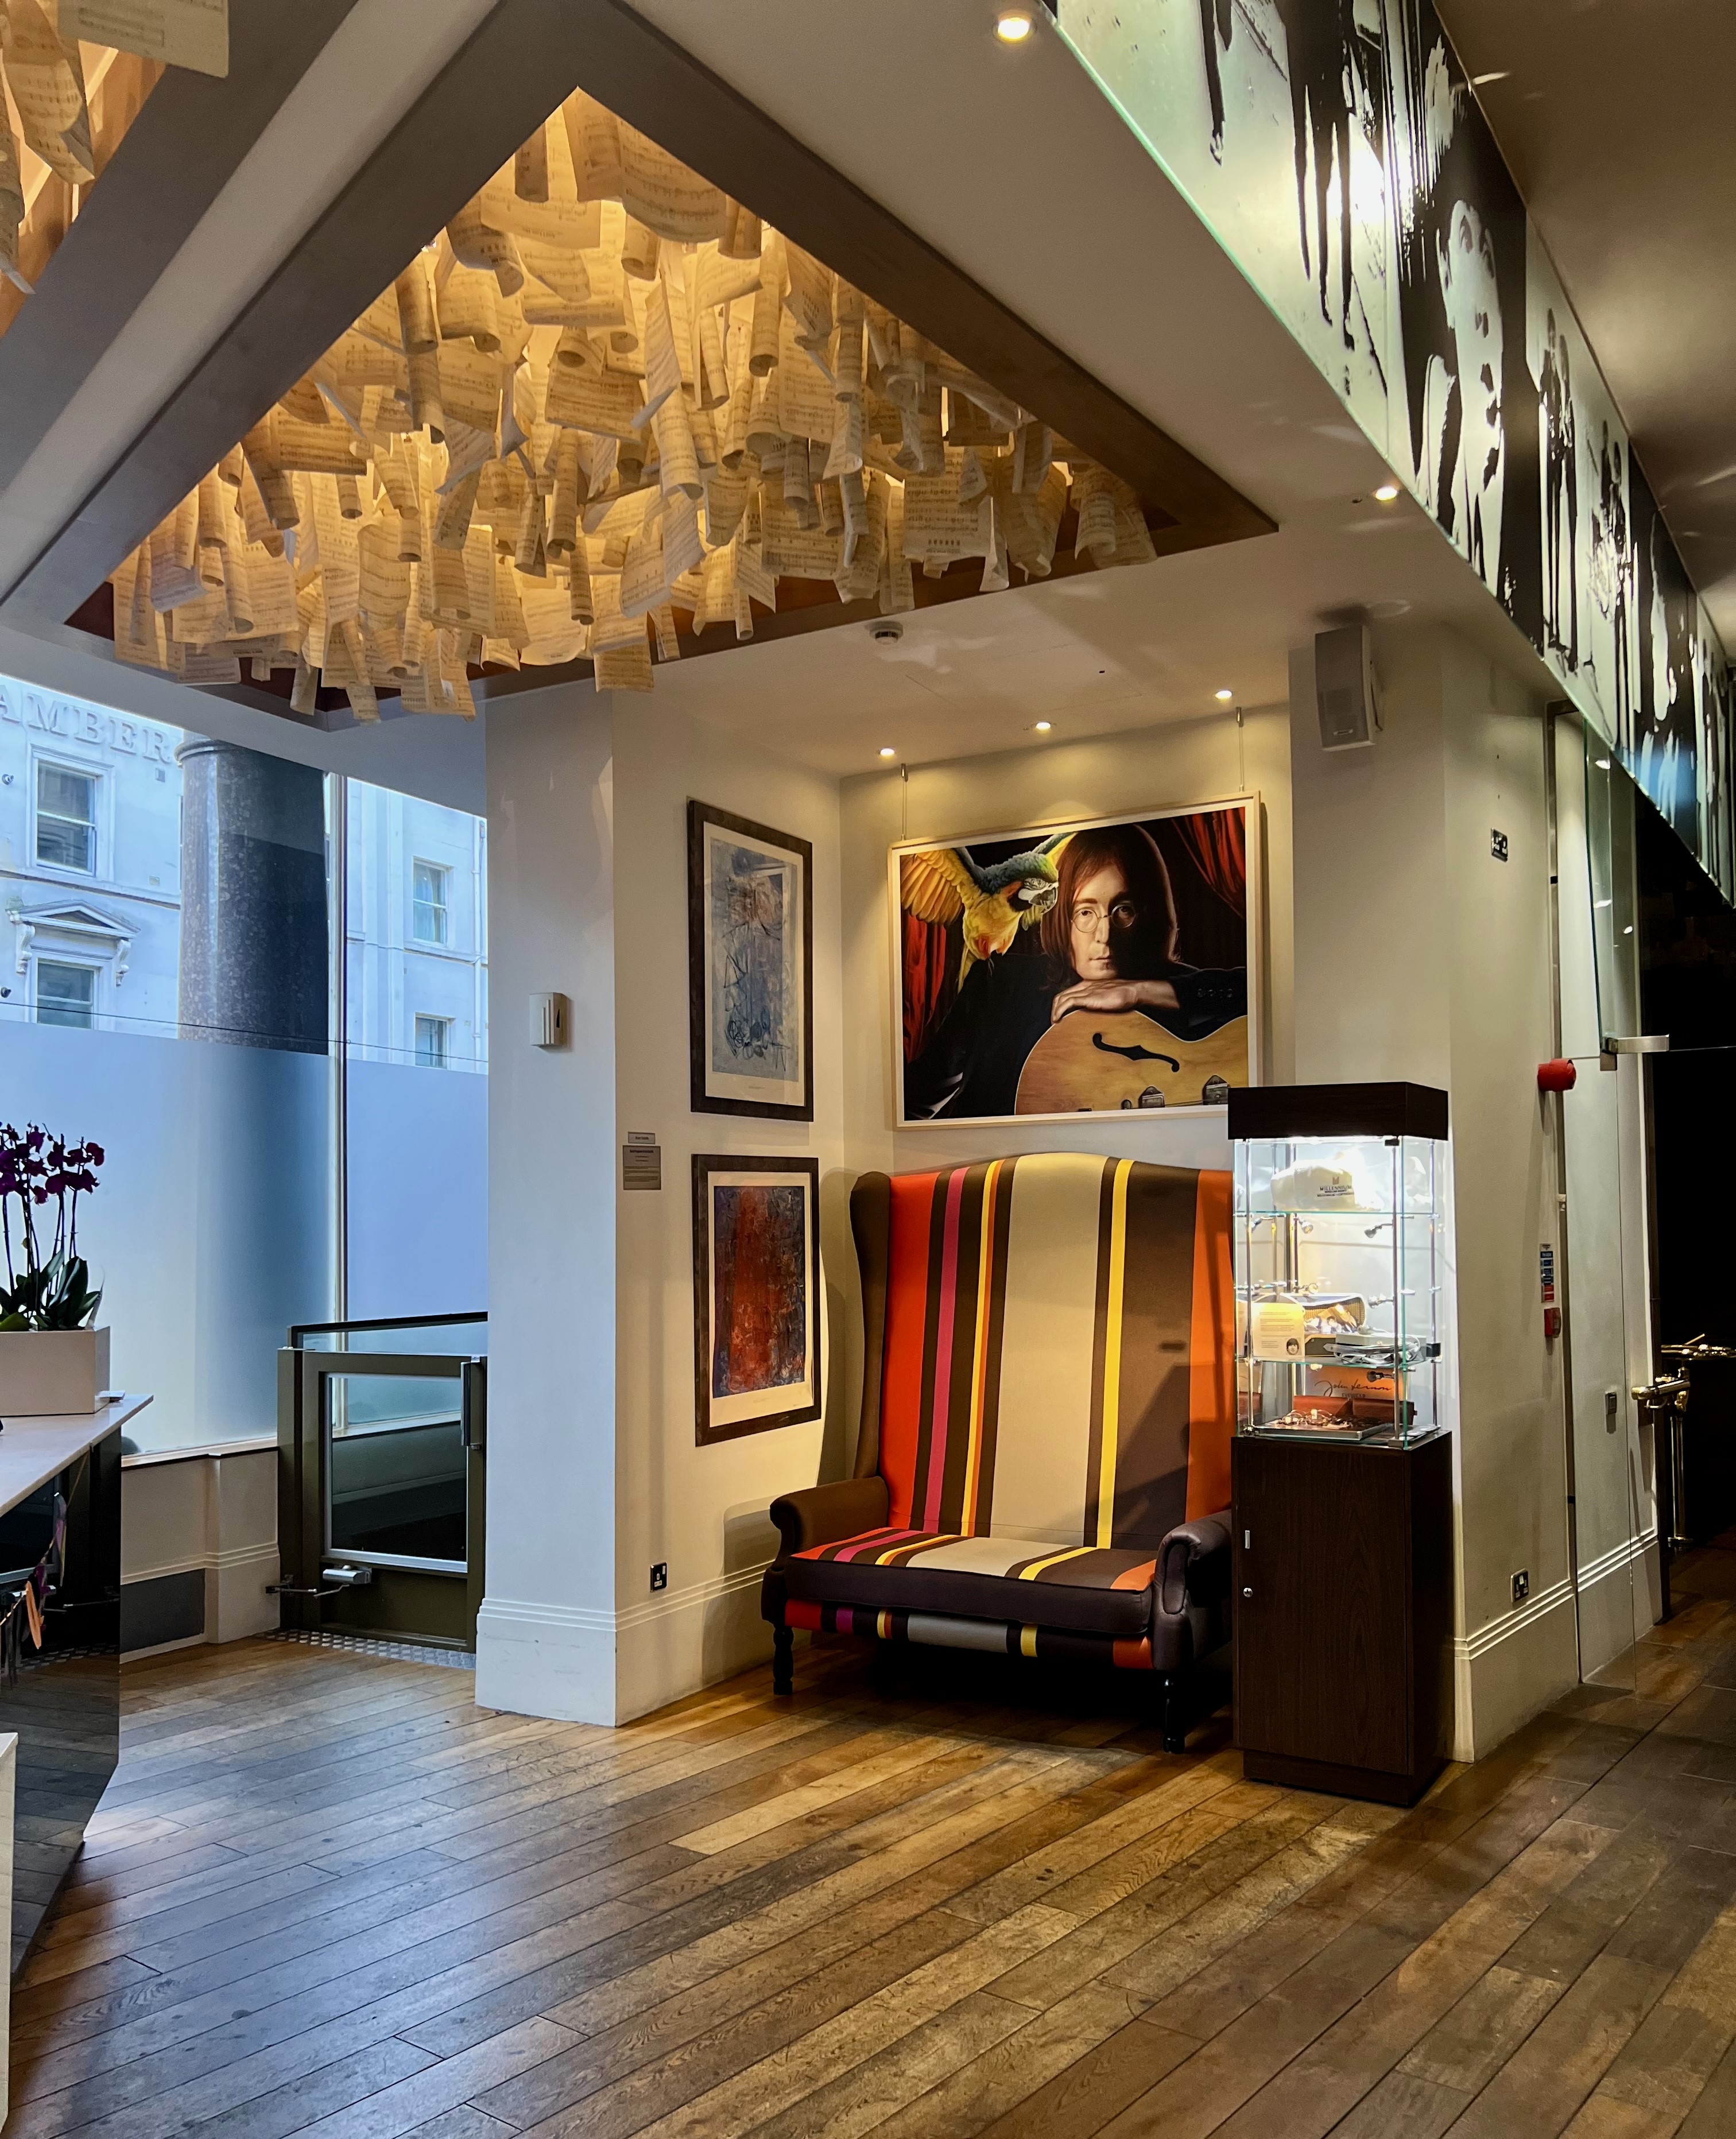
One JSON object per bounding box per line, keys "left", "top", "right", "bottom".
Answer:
{"left": 91, "top": 88, "right": 1166, "bottom": 712}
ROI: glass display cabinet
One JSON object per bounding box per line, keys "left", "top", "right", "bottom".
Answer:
{"left": 1227, "top": 1083, "right": 1454, "bottom": 1806}
{"left": 1230, "top": 1084, "right": 1447, "bottom": 1448}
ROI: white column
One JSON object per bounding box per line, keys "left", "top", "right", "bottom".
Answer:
{"left": 477, "top": 687, "right": 620, "bottom": 1723}
{"left": 1289, "top": 623, "right": 1572, "bottom": 1760}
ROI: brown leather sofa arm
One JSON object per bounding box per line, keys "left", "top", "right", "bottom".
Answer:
{"left": 769, "top": 1476, "right": 890, "bottom": 1559}
{"left": 1157, "top": 1512, "right": 1232, "bottom": 1617}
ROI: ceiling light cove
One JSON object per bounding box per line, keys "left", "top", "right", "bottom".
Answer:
{"left": 995, "top": 10, "right": 1034, "bottom": 43}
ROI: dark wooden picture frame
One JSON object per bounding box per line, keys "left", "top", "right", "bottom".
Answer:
{"left": 687, "top": 799, "right": 814, "bottom": 1121}
{"left": 692, "top": 1153, "right": 823, "bottom": 1446}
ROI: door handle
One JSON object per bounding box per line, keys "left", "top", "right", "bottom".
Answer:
{"left": 462, "top": 1358, "right": 487, "bottom": 1451}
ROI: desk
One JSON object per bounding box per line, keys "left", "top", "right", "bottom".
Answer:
{"left": 0, "top": 1392, "right": 145, "bottom": 1973}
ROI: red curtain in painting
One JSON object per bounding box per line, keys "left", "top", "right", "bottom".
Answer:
{"left": 1173, "top": 809, "right": 1246, "bottom": 917}
{"left": 902, "top": 913, "right": 956, "bottom": 1062}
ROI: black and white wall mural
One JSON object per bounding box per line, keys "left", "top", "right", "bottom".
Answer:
{"left": 1060, "top": 0, "right": 1734, "bottom": 896}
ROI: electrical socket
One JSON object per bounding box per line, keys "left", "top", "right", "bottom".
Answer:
{"left": 1512, "top": 1569, "right": 1530, "bottom": 1605}
{"left": 650, "top": 1563, "right": 668, "bottom": 1593}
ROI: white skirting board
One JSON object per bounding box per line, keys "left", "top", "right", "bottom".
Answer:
{"left": 1451, "top": 1532, "right": 1660, "bottom": 1761}
{"left": 476, "top": 1561, "right": 773, "bottom": 1726}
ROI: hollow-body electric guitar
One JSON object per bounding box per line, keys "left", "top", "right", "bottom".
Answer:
{"left": 1013, "top": 1009, "right": 1248, "bottom": 1114}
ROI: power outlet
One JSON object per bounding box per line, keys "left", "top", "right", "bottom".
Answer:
{"left": 1512, "top": 1569, "right": 1530, "bottom": 1606}
{"left": 650, "top": 1563, "right": 668, "bottom": 1593}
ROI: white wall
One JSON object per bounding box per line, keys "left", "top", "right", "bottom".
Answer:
{"left": 609, "top": 693, "right": 847, "bottom": 1724}
{"left": 476, "top": 686, "right": 619, "bottom": 1722}
{"left": 1289, "top": 625, "right": 1573, "bottom": 1759}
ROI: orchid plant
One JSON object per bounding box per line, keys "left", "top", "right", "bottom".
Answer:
{"left": 0, "top": 1125, "right": 104, "bottom": 1332}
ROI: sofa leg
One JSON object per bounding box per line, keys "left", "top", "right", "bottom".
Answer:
{"left": 772, "top": 1624, "right": 794, "bottom": 1697}
{"left": 1159, "top": 1672, "right": 1188, "bottom": 1756}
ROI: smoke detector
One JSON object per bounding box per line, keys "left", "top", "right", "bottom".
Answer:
{"left": 867, "top": 619, "right": 904, "bottom": 645}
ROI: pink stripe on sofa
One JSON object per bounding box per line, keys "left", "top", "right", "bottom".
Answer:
{"left": 923, "top": 1168, "right": 967, "bottom": 1532}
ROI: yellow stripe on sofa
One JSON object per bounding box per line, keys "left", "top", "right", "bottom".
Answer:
{"left": 1095, "top": 1158, "right": 1133, "bottom": 1549}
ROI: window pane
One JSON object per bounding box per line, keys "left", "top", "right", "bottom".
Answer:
{"left": 414, "top": 1014, "right": 449, "bottom": 1068}
{"left": 37, "top": 960, "right": 95, "bottom": 1029}
{"left": 36, "top": 765, "right": 95, "bottom": 872}
{"left": 412, "top": 860, "right": 448, "bottom": 945}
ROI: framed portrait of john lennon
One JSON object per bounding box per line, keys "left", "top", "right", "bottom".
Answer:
{"left": 692, "top": 1154, "right": 822, "bottom": 1445}
{"left": 688, "top": 800, "right": 813, "bottom": 1121}
{"left": 892, "top": 798, "right": 1260, "bottom": 1127}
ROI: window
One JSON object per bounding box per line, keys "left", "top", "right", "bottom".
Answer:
{"left": 36, "top": 764, "right": 96, "bottom": 873}
{"left": 37, "top": 960, "right": 96, "bottom": 1029}
{"left": 414, "top": 1014, "right": 451, "bottom": 1068}
{"left": 412, "top": 861, "right": 450, "bottom": 946}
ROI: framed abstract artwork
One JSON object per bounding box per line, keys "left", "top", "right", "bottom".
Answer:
{"left": 692, "top": 1153, "right": 822, "bottom": 1445}
{"left": 687, "top": 800, "right": 813, "bottom": 1121}
{"left": 892, "top": 797, "right": 1260, "bottom": 1126}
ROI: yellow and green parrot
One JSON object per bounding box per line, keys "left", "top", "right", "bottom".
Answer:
{"left": 900, "top": 832, "right": 1072, "bottom": 986}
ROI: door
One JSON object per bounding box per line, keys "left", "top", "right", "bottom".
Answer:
{"left": 278, "top": 1336, "right": 486, "bottom": 1649}
{"left": 1554, "top": 723, "right": 1659, "bottom": 1688}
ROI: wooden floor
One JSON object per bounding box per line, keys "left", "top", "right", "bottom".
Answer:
{"left": 8, "top": 1550, "right": 1736, "bottom": 2139}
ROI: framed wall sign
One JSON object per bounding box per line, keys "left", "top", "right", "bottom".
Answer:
{"left": 687, "top": 800, "right": 813, "bottom": 1121}
{"left": 892, "top": 797, "right": 1260, "bottom": 1126}
{"left": 692, "top": 1153, "right": 822, "bottom": 1445}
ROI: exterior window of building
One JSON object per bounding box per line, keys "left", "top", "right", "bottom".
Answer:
{"left": 36, "top": 959, "right": 96, "bottom": 1028}
{"left": 412, "top": 859, "right": 450, "bottom": 946}
{"left": 36, "top": 763, "right": 96, "bottom": 873}
{"left": 414, "top": 1013, "right": 451, "bottom": 1068}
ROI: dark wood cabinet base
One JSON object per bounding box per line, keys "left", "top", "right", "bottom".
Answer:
{"left": 1242, "top": 1745, "right": 1443, "bottom": 1807}
{"left": 1234, "top": 1431, "right": 1452, "bottom": 1809}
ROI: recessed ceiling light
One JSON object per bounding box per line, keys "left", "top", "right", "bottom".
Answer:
{"left": 1595, "top": 757, "right": 1611, "bottom": 770}
{"left": 1471, "top": 70, "right": 1509, "bottom": 86}
{"left": 996, "top": 10, "right": 1033, "bottom": 41}
{"left": 1033, "top": 720, "right": 1053, "bottom": 733}
{"left": 1373, "top": 482, "right": 1400, "bottom": 502}
{"left": 1214, "top": 689, "right": 1234, "bottom": 702}
{"left": 878, "top": 746, "right": 897, "bottom": 758}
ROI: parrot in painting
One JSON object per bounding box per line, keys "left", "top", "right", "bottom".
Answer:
{"left": 900, "top": 832, "right": 1072, "bottom": 986}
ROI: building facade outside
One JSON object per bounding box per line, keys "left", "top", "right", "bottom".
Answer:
{"left": 0, "top": 675, "right": 489, "bottom": 1071}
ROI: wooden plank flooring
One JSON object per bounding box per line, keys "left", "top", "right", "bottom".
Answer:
{"left": 8, "top": 1553, "right": 1736, "bottom": 2139}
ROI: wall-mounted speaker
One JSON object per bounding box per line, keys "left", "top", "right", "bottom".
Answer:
{"left": 1315, "top": 625, "right": 1381, "bottom": 751}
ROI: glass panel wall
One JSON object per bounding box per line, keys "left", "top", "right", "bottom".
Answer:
{"left": 0, "top": 676, "right": 487, "bottom": 1450}
{"left": 343, "top": 777, "right": 488, "bottom": 1324}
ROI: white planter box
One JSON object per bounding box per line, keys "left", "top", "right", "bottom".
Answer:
{"left": 0, "top": 1328, "right": 111, "bottom": 1417}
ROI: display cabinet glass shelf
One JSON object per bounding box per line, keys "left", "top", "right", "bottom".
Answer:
{"left": 1230, "top": 1083, "right": 1448, "bottom": 1450}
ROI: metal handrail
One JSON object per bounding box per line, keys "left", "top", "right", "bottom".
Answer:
{"left": 286, "top": 1311, "right": 486, "bottom": 1347}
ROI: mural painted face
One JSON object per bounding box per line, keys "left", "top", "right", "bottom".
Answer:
{"left": 1067, "top": 862, "right": 1138, "bottom": 981}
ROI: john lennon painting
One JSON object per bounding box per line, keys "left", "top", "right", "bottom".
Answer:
{"left": 688, "top": 801, "right": 813, "bottom": 1121}
{"left": 894, "top": 800, "right": 1256, "bottom": 1125}
{"left": 692, "top": 1154, "right": 821, "bottom": 1443}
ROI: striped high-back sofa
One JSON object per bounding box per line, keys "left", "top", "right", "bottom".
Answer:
{"left": 762, "top": 1153, "right": 1237, "bottom": 1746}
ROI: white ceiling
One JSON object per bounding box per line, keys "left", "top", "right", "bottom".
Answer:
{"left": 640, "top": 487, "right": 1528, "bottom": 776}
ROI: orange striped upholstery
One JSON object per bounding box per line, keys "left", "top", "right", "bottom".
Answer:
{"left": 871, "top": 1154, "right": 1233, "bottom": 1552}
